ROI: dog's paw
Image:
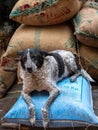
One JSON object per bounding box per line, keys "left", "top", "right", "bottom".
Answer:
{"left": 43, "top": 120, "right": 49, "bottom": 128}
{"left": 28, "top": 105, "right": 36, "bottom": 126}
{"left": 29, "top": 117, "right": 36, "bottom": 126}
{"left": 42, "top": 108, "right": 49, "bottom": 128}
{"left": 70, "top": 76, "right": 77, "bottom": 82}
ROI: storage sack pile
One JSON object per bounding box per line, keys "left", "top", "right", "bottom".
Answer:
{"left": 1, "top": 0, "right": 98, "bottom": 128}
{"left": 0, "top": 0, "right": 86, "bottom": 98}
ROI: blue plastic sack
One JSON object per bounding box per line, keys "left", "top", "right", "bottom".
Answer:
{"left": 3, "top": 76, "right": 98, "bottom": 127}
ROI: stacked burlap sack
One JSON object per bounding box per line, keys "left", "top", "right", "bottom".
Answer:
{"left": 73, "top": 1, "right": 98, "bottom": 81}
{"left": 0, "top": 22, "right": 17, "bottom": 98}
{"left": 0, "top": 23, "right": 13, "bottom": 57}
{"left": 0, "top": 0, "right": 90, "bottom": 98}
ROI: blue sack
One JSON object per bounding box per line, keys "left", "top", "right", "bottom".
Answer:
{"left": 3, "top": 76, "right": 98, "bottom": 127}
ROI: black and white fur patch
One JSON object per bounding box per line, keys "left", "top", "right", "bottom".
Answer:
{"left": 17, "top": 48, "right": 94, "bottom": 83}
{"left": 18, "top": 48, "right": 65, "bottom": 78}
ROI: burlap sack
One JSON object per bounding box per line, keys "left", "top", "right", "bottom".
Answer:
{"left": 0, "top": 58, "right": 16, "bottom": 98}
{"left": 9, "top": 0, "right": 86, "bottom": 26}
{"left": 79, "top": 43, "right": 98, "bottom": 81}
{"left": 73, "top": 1, "right": 98, "bottom": 47}
{"left": 2, "top": 22, "right": 76, "bottom": 58}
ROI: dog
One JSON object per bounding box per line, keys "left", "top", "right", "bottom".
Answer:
{"left": 17, "top": 48, "right": 94, "bottom": 128}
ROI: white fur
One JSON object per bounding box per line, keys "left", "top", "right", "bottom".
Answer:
{"left": 25, "top": 49, "right": 37, "bottom": 72}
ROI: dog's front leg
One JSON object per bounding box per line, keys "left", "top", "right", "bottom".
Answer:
{"left": 42, "top": 85, "right": 60, "bottom": 128}
{"left": 22, "top": 91, "right": 36, "bottom": 126}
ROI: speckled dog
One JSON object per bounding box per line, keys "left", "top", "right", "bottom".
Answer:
{"left": 17, "top": 48, "right": 94, "bottom": 128}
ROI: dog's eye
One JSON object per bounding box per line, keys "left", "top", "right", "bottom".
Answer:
{"left": 31, "top": 55, "right": 34, "bottom": 58}
{"left": 31, "top": 55, "right": 36, "bottom": 59}
{"left": 23, "top": 56, "right": 27, "bottom": 62}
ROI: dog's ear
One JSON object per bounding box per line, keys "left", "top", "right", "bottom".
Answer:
{"left": 17, "top": 50, "right": 23, "bottom": 56}
{"left": 40, "top": 50, "right": 48, "bottom": 57}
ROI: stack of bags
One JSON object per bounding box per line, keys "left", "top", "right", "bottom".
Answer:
{"left": 73, "top": 1, "right": 98, "bottom": 81}
{"left": 0, "top": 0, "right": 96, "bottom": 98}
{"left": 0, "top": 23, "right": 16, "bottom": 98}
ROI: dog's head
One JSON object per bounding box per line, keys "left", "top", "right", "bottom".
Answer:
{"left": 17, "top": 48, "right": 48, "bottom": 73}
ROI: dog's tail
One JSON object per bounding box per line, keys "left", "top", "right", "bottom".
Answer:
{"left": 80, "top": 69, "right": 95, "bottom": 82}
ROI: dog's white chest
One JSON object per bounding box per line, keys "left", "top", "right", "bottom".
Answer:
{"left": 20, "top": 64, "right": 55, "bottom": 93}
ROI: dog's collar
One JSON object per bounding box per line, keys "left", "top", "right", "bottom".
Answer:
{"left": 49, "top": 52, "right": 65, "bottom": 78}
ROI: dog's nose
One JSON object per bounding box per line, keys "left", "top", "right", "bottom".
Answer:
{"left": 27, "top": 68, "right": 32, "bottom": 73}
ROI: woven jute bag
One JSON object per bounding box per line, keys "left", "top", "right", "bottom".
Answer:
{"left": 0, "top": 58, "right": 17, "bottom": 98}
{"left": 9, "top": 0, "right": 86, "bottom": 25}
{"left": 78, "top": 43, "right": 98, "bottom": 81}
{"left": 2, "top": 22, "right": 77, "bottom": 58}
{"left": 74, "top": 1, "right": 98, "bottom": 47}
